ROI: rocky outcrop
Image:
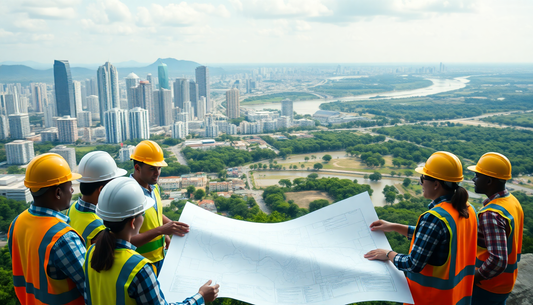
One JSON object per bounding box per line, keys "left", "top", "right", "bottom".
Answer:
{"left": 508, "top": 253, "right": 533, "bottom": 305}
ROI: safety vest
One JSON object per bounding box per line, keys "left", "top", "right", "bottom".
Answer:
{"left": 67, "top": 201, "right": 106, "bottom": 248}
{"left": 8, "top": 210, "right": 85, "bottom": 305}
{"left": 136, "top": 184, "right": 165, "bottom": 263}
{"left": 406, "top": 201, "right": 477, "bottom": 305}
{"left": 476, "top": 194, "right": 523, "bottom": 294}
{"left": 84, "top": 244, "right": 152, "bottom": 305}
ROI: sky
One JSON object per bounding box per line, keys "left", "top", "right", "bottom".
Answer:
{"left": 0, "top": 0, "right": 532, "bottom": 65}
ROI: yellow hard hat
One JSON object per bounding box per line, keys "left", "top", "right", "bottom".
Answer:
{"left": 467, "top": 152, "right": 512, "bottom": 180}
{"left": 415, "top": 151, "right": 463, "bottom": 182}
{"left": 130, "top": 140, "right": 168, "bottom": 167}
{"left": 24, "top": 153, "right": 82, "bottom": 192}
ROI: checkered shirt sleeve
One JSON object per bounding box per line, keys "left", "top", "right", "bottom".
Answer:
{"left": 477, "top": 211, "right": 509, "bottom": 279}
{"left": 49, "top": 231, "right": 87, "bottom": 295}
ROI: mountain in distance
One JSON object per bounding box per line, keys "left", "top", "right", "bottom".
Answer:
{"left": 0, "top": 58, "right": 224, "bottom": 84}
{"left": 0, "top": 61, "right": 51, "bottom": 70}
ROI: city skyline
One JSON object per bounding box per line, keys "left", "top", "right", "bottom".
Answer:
{"left": 0, "top": 0, "right": 531, "bottom": 64}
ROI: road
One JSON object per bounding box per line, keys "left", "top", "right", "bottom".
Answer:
{"left": 167, "top": 143, "right": 188, "bottom": 165}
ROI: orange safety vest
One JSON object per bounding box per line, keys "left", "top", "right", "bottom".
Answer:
{"left": 406, "top": 201, "right": 477, "bottom": 305}
{"left": 476, "top": 194, "right": 523, "bottom": 294}
{"left": 8, "top": 209, "right": 85, "bottom": 305}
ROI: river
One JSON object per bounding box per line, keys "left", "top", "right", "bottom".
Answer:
{"left": 245, "top": 77, "right": 470, "bottom": 115}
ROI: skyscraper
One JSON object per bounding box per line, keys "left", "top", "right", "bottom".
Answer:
{"left": 8, "top": 113, "right": 30, "bottom": 139}
{"left": 147, "top": 74, "right": 153, "bottom": 89}
{"left": 0, "top": 115, "right": 9, "bottom": 139}
{"left": 129, "top": 107, "right": 150, "bottom": 140}
{"left": 97, "top": 62, "right": 120, "bottom": 121}
{"left": 31, "top": 83, "right": 47, "bottom": 112}
{"left": 183, "top": 101, "right": 194, "bottom": 122}
{"left": 56, "top": 115, "right": 78, "bottom": 143}
{"left": 131, "top": 81, "right": 153, "bottom": 112}
{"left": 77, "top": 111, "right": 92, "bottom": 127}
{"left": 6, "top": 140, "right": 34, "bottom": 165}
{"left": 195, "top": 66, "right": 210, "bottom": 112}
{"left": 50, "top": 145, "right": 77, "bottom": 170}
{"left": 104, "top": 108, "right": 129, "bottom": 143}
{"left": 125, "top": 73, "right": 140, "bottom": 109}
{"left": 43, "top": 103, "right": 56, "bottom": 128}
{"left": 226, "top": 88, "right": 240, "bottom": 119}
{"left": 86, "top": 95, "right": 100, "bottom": 120}
{"left": 153, "top": 88, "right": 173, "bottom": 126}
{"left": 281, "top": 99, "right": 294, "bottom": 121}
{"left": 197, "top": 96, "right": 206, "bottom": 121}
{"left": 173, "top": 78, "right": 189, "bottom": 110}
{"left": 73, "top": 80, "right": 82, "bottom": 116}
{"left": 4, "top": 94, "right": 19, "bottom": 115}
{"left": 189, "top": 80, "right": 199, "bottom": 116}
{"left": 54, "top": 60, "right": 76, "bottom": 117}
{"left": 172, "top": 121, "right": 188, "bottom": 139}
{"left": 158, "top": 63, "right": 169, "bottom": 90}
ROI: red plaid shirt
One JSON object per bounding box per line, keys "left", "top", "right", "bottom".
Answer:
{"left": 477, "top": 190, "right": 510, "bottom": 280}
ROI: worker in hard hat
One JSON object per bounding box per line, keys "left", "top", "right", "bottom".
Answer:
{"left": 67, "top": 151, "right": 127, "bottom": 248}
{"left": 129, "top": 140, "right": 190, "bottom": 274}
{"left": 365, "top": 151, "right": 478, "bottom": 304}
{"left": 84, "top": 177, "right": 219, "bottom": 304}
{"left": 8, "top": 153, "right": 86, "bottom": 304}
{"left": 468, "top": 153, "right": 523, "bottom": 305}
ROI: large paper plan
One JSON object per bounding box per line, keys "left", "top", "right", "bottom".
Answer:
{"left": 159, "top": 192, "right": 413, "bottom": 304}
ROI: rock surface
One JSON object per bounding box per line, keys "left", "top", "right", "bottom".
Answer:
{"left": 508, "top": 253, "right": 533, "bottom": 305}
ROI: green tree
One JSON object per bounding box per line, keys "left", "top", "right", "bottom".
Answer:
{"left": 194, "top": 189, "right": 205, "bottom": 200}
{"left": 391, "top": 171, "right": 397, "bottom": 177}
{"left": 7, "top": 166, "right": 24, "bottom": 174}
{"left": 300, "top": 164, "right": 305, "bottom": 169}
{"left": 403, "top": 178, "right": 412, "bottom": 188}
{"left": 369, "top": 172, "right": 382, "bottom": 181}
{"left": 309, "top": 199, "right": 330, "bottom": 212}
{"left": 313, "top": 163, "right": 323, "bottom": 170}
{"left": 385, "top": 192, "right": 396, "bottom": 205}
{"left": 322, "top": 154, "right": 332, "bottom": 162}
{"left": 308, "top": 173, "right": 319, "bottom": 179}
{"left": 404, "top": 170, "right": 413, "bottom": 177}
{"left": 278, "top": 179, "right": 292, "bottom": 188}
{"left": 187, "top": 185, "right": 196, "bottom": 197}
{"left": 304, "top": 156, "right": 310, "bottom": 162}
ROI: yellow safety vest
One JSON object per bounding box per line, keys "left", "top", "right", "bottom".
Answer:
{"left": 67, "top": 200, "right": 106, "bottom": 248}
{"left": 136, "top": 185, "right": 165, "bottom": 263}
{"left": 84, "top": 244, "right": 151, "bottom": 305}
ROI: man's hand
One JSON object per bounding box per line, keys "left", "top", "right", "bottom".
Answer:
{"left": 198, "top": 280, "right": 220, "bottom": 303}
{"left": 369, "top": 220, "right": 396, "bottom": 233}
{"left": 165, "top": 235, "right": 171, "bottom": 249}
{"left": 364, "top": 249, "right": 390, "bottom": 261}
{"left": 159, "top": 221, "right": 190, "bottom": 237}
{"left": 474, "top": 269, "right": 485, "bottom": 285}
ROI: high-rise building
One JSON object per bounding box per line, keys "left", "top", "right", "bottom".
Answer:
{"left": 147, "top": 74, "right": 154, "bottom": 89}
{"left": 128, "top": 107, "right": 150, "bottom": 140}
{"left": 195, "top": 66, "right": 210, "bottom": 112}
{"left": 103, "top": 108, "right": 129, "bottom": 144}
{"left": 0, "top": 115, "right": 9, "bottom": 139}
{"left": 153, "top": 88, "right": 173, "bottom": 126}
{"left": 227, "top": 123, "right": 238, "bottom": 135}
{"left": 281, "top": 99, "right": 294, "bottom": 121}
{"left": 175, "top": 112, "right": 189, "bottom": 124}
{"left": 197, "top": 97, "right": 206, "bottom": 121}
{"left": 6, "top": 140, "right": 34, "bottom": 165}
{"left": 205, "top": 124, "right": 219, "bottom": 138}
{"left": 77, "top": 111, "right": 92, "bottom": 127}
{"left": 131, "top": 81, "right": 153, "bottom": 120}
{"left": 82, "top": 127, "right": 92, "bottom": 143}
{"left": 173, "top": 78, "right": 189, "bottom": 110}
{"left": 54, "top": 60, "right": 76, "bottom": 117}
{"left": 158, "top": 63, "right": 169, "bottom": 90}
{"left": 226, "top": 88, "right": 240, "bottom": 119}
{"left": 4, "top": 94, "right": 19, "bottom": 115}
{"left": 18, "top": 96, "right": 29, "bottom": 114}
{"left": 125, "top": 73, "right": 140, "bottom": 109}
{"left": 73, "top": 80, "right": 82, "bottom": 116}
{"left": 56, "top": 115, "right": 78, "bottom": 143}
{"left": 43, "top": 103, "right": 56, "bottom": 128}
{"left": 183, "top": 101, "right": 194, "bottom": 122}
{"left": 86, "top": 95, "right": 100, "bottom": 120}
{"left": 8, "top": 113, "right": 30, "bottom": 139}
{"left": 189, "top": 80, "right": 199, "bottom": 117}
{"left": 118, "top": 145, "right": 135, "bottom": 163}
{"left": 31, "top": 83, "right": 47, "bottom": 112}
{"left": 49, "top": 145, "right": 76, "bottom": 170}
{"left": 97, "top": 62, "right": 120, "bottom": 121}
{"left": 41, "top": 128, "right": 58, "bottom": 142}
{"left": 172, "top": 121, "right": 188, "bottom": 139}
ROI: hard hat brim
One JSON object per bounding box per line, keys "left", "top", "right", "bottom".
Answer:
{"left": 27, "top": 172, "right": 83, "bottom": 193}
{"left": 141, "top": 160, "right": 168, "bottom": 167}
{"left": 76, "top": 168, "right": 128, "bottom": 183}
{"left": 415, "top": 166, "right": 463, "bottom": 182}
{"left": 467, "top": 165, "right": 511, "bottom": 180}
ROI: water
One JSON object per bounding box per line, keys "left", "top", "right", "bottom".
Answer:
{"left": 246, "top": 77, "right": 470, "bottom": 115}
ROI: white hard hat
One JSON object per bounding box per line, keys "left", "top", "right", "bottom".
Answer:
{"left": 77, "top": 151, "right": 127, "bottom": 183}
{"left": 96, "top": 177, "right": 155, "bottom": 222}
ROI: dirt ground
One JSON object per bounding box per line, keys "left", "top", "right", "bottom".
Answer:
{"left": 285, "top": 190, "right": 334, "bottom": 209}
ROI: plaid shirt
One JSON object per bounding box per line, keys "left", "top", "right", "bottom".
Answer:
{"left": 75, "top": 197, "right": 97, "bottom": 213}
{"left": 115, "top": 239, "right": 203, "bottom": 305}
{"left": 28, "top": 204, "right": 86, "bottom": 295}
{"left": 393, "top": 195, "right": 451, "bottom": 273}
{"left": 477, "top": 190, "right": 510, "bottom": 280}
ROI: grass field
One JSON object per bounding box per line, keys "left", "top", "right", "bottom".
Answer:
{"left": 241, "top": 92, "right": 318, "bottom": 104}
{"left": 285, "top": 191, "right": 334, "bottom": 209}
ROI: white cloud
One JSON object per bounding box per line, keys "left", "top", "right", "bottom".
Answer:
{"left": 24, "top": 7, "right": 77, "bottom": 20}
{"left": 239, "top": 0, "right": 332, "bottom": 18}
{"left": 80, "top": 18, "right": 134, "bottom": 35}
{"left": 142, "top": 3, "right": 201, "bottom": 27}
{"left": 13, "top": 18, "right": 48, "bottom": 31}
{"left": 86, "top": 0, "right": 132, "bottom": 24}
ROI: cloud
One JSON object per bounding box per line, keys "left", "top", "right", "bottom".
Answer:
{"left": 135, "top": 2, "right": 230, "bottom": 28}
{"left": 238, "top": 0, "right": 332, "bottom": 18}
{"left": 13, "top": 18, "right": 48, "bottom": 31}
{"left": 14, "top": 0, "right": 81, "bottom": 20}
{"left": 86, "top": 0, "right": 132, "bottom": 24}
{"left": 191, "top": 4, "right": 231, "bottom": 18}
{"left": 80, "top": 18, "right": 134, "bottom": 35}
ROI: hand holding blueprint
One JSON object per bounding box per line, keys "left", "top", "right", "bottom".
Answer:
{"left": 159, "top": 192, "right": 413, "bottom": 304}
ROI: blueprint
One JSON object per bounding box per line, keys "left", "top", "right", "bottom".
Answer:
{"left": 159, "top": 192, "right": 413, "bottom": 304}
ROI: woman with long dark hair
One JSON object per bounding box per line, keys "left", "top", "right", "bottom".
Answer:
{"left": 84, "top": 177, "right": 219, "bottom": 305}
{"left": 365, "top": 151, "right": 477, "bottom": 304}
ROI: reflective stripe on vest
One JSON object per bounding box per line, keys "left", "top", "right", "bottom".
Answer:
{"left": 136, "top": 185, "right": 165, "bottom": 262}
{"left": 406, "top": 202, "right": 477, "bottom": 305}
{"left": 84, "top": 244, "right": 150, "bottom": 305}
{"left": 476, "top": 194, "right": 524, "bottom": 294}
{"left": 8, "top": 210, "right": 85, "bottom": 305}
{"left": 67, "top": 201, "right": 106, "bottom": 248}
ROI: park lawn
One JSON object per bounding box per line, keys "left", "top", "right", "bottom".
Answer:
{"left": 285, "top": 191, "right": 334, "bottom": 209}
{"left": 241, "top": 92, "right": 318, "bottom": 104}
{"left": 69, "top": 145, "right": 97, "bottom": 153}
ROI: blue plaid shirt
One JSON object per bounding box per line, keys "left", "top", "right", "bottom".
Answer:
{"left": 114, "top": 239, "right": 203, "bottom": 305}
{"left": 393, "top": 195, "right": 451, "bottom": 273}
{"left": 75, "top": 197, "right": 97, "bottom": 213}
{"left": 28, "top": 204, "right": 86, "bottom": 295}
{"left": 130, "top": 174, "right": 158, "bottom": 213}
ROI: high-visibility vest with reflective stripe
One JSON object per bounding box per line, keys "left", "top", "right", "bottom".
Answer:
{"left": 8, "top": 210, "right": 85, "bottom": 305}
{"left": 406, "top": 201, "right": 477, "bottom": 305}
{"left": 67, "top": 201, "right": 106, "bottom": 249}
{"left": 84, "top": 244, "right": 152, "bottom": 305}
{"left": 476, "top": 194, "right": 523, "bottom": 294}
{"left": 136, "top": 185, "right": 165, "bottom": 263}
